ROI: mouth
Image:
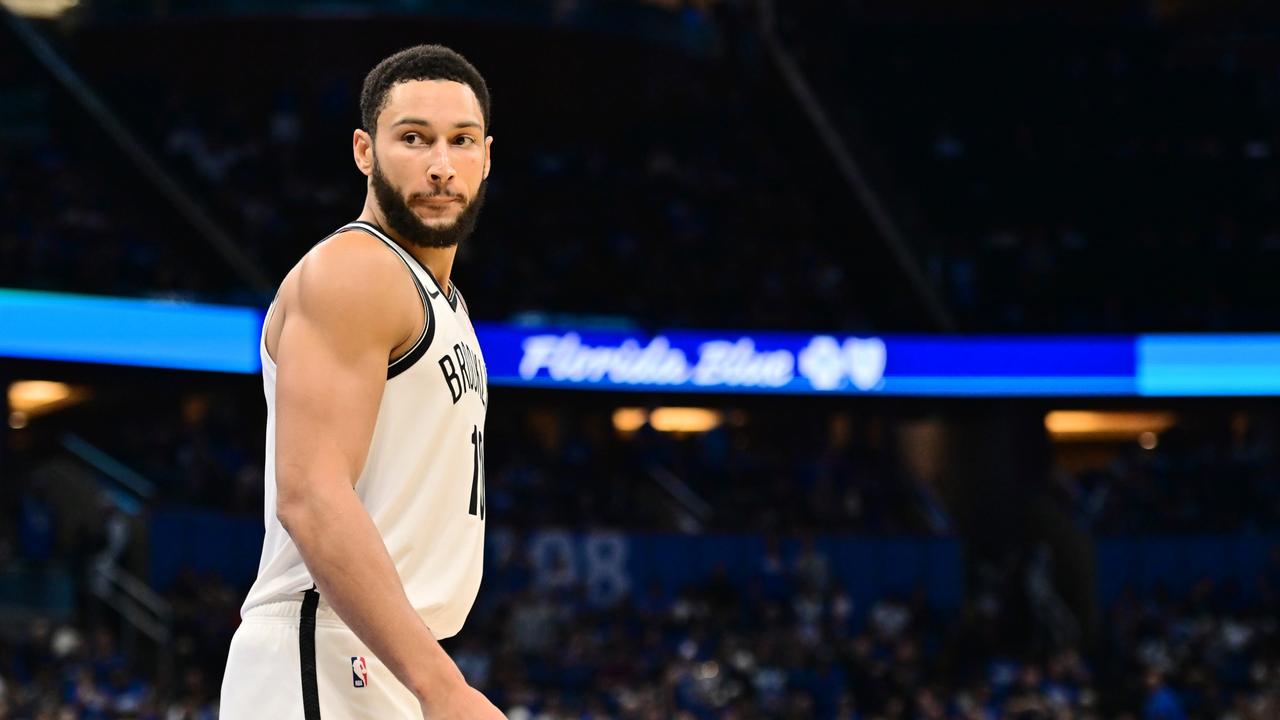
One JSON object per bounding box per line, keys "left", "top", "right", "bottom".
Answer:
{"left": 413, "top": 195, "right": 463, "bottom": 207}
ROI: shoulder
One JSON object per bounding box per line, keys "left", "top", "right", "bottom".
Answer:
{"left": 284, "top": 230, "right": 421, "bottom": 346}
{"left": 297, "top": 229, "right": 412, "bottom": 295}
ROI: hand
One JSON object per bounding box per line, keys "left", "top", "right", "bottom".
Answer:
{"left": 421, "top": 683, "right": 505, "bottom": 719}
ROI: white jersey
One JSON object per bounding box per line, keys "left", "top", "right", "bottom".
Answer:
{"left": 241, "top": 220, "right": 489, "bottom": 640}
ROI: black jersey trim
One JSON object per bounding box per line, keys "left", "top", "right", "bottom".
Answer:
{"left": 345, "top": 220, "right": 460, "bottom": 312}
{"left": 453, "top": 285, "right": 471, "bottom": 317}
{"left": 299, "top": 586, "right": 321, "bottom": 720}
{"left": 333, "top": 223, "right": 435, "bottom": 380}
{"left": 444, "top": 279, "right": 460, "bottom": 312}
{"left": 388, "top": 287, "right": 435, "bottom": 380}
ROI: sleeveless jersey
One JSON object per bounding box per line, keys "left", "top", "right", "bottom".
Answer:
{"left": 241, "top": 220, "right": 489, "bottom": 640}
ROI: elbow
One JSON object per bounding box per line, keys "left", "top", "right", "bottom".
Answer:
{"left": 273, "top": 461, "right": 315, "bottom": 532}
{"left": 274, "top": 476, "right": 344, "bottom": 538}
{"left": 273, "top": 461, "right": 351, "bottom": 536}
{"left": 274, "top": 491, "right": 312, "bottom": 536}
{"left": 275, "top": 500, "right": 301, "bottom": 535}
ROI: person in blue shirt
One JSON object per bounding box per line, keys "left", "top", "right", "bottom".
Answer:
{"left": 1143, "top": 669, "right": 1186, "bottom": 720}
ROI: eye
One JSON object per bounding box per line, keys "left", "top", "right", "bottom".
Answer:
{"left": 403, "top": 132, "right": 423, "bottom": 144}
{"left": 454, "top": 135, "right": 476, "bottom": 146}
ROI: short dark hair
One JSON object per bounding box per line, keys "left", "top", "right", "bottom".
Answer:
{"left": 360, "top": 44, "right": 491, "bottom": 136}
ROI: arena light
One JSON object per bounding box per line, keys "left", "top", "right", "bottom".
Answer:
{"left": 1, "top": 0, "right": 79, "bottom": 19}
{"left": 1044, "top": 410, "right": 1176, "bottom": 441}
{"left": 650, "top": 407, "right": 722, "bottom": 433}
{"left": 8, "top": 380, "right": 87, "bottom": 422}
{"left": 613, "top": 408, "right": 648, "bottom": 433}
{"left": 612, "top": 407, "right": 723, "bottom": 434}
{"left": 10, "top": 380, "right": 71, "bottom": 411}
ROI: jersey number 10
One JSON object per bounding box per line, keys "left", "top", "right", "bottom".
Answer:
{"left": 469, "top": 425, "right": 486, "bottom": 520}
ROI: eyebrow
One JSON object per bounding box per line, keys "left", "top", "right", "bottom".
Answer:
{"left": 391, "top": 118, "right": 483, "bottom": 130}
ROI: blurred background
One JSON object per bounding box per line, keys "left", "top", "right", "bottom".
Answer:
{"left": 2, "top": 0, "right": 1280, "bottom": 718}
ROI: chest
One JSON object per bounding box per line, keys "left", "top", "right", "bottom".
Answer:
{"left": 423, "top": 308, "right": 489, "bottom": 413}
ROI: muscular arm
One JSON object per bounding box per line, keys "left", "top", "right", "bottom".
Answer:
{"left": 271, "top": 235, "right": 463, "bottom": 703}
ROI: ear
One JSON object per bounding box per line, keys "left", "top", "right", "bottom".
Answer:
{"left": 353, "top": 129, "right": 374, "bottom": 177}
{"left": 483, "top": 135, "right": 494, "bottom": 180}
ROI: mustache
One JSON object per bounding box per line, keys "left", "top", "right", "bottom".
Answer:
{"left": 409, "top": 189, "right": 467, "bottom": 202}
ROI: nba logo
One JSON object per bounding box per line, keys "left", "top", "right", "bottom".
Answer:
{"left": 351, "top": 656, "right": 368, "bottom": 688}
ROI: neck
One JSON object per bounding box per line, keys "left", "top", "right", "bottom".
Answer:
{"left": 359, "top": 202, "right": 457, "bottom": 294}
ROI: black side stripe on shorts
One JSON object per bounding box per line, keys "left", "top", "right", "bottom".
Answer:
{"left": 300, "top": 586, "right": 322, "bottom": 719}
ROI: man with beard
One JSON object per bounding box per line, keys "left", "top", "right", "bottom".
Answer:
{"left": 221, "top": 45, "right": 503, "bottom": 719}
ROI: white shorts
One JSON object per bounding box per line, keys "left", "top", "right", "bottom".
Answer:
{"left": 220, "top": 590, "right": 421, "bottom": 719}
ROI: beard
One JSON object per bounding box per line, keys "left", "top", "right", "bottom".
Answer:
{"left": 371, "top": 154, "right": 487, "bottom": 249}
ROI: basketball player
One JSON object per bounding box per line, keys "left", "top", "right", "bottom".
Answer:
{"left": 220, "top": 45, "right": 502, "bottom": 719}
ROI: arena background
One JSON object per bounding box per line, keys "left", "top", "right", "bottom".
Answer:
{"left": 2, "top": 1, "right": 1279, "bottom": 718}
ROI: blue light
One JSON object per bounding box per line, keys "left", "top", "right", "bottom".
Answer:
{"left": 6, "top": 289, "right": 1280, "bottom": 398}
{"left": 1137, "top": 335, "right": 1280, "bottom": 396}
{"left": 0, "top": 289, "right": 263, "bottom": 374}
{"left": 477, "top": 325, "right": 1136, "bottom": 397}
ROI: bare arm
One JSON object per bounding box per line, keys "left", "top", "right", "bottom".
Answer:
{"left": 270, "top": 235, "right": 491, "bottom": 714}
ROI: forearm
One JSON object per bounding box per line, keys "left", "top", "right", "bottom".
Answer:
{"left": 278, "top": 485, "right": 463, "bottom": 701}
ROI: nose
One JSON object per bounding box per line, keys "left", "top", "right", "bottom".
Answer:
{"left": 427, "top": 140, "right": 456, "bottom": 186}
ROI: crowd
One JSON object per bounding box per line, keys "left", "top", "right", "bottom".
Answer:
{"left": 13, "top": 386, "right": 1280, "bottom": 537}
{"left": 0, "top": 573, "right": 233, "bottom": 720}
{"left": 33, "top": 393, "right": 1280, "bottom": 538}
{"left": 0, "top": 35, "right": 238, "bottom": 304}
{"left": 479, "top": 404, "right": 945, "bottom": 535}
{"left": 9, "top": 11, "right": 1280, "bottom": 335}
{"left": 0, "top": 15, "right": 880, "bottom": 332}
{"left": 6, "top": 389, "right": 1280, "bottom": 720}
{"left": 8, "top": 6, "right": 1280, "bottom": 720}
{"left": 1054, "top": 416, "right": 1280, "bottom": 535}
{"left": 467, "top": 539, "right": 1280, "bottom": 719}
{"left": 1, "top": 528, "right": 1277, "bottom": 718}
{"left": 7, "top": 390, "right": 1280, "bottom": 716}
{"left": 10, "top": 394, "right": 943, "bottom": 535}
{"left": 774, "top": 12, "right": 1280, "bottom": 332}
